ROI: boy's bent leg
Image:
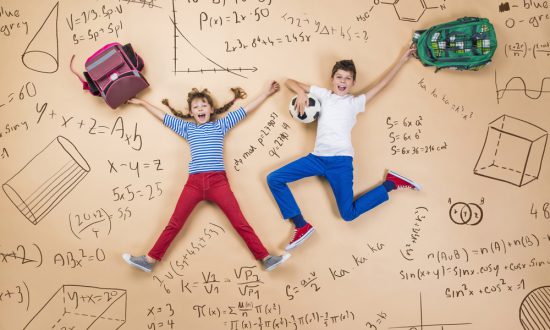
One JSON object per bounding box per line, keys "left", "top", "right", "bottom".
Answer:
{"left": 148, "top": 183, "right": 202, "bottom": 260}
{"left": 266, "top": 154, "right": 324, "bottom": 219}
{"left": 208, "top": 176, "right": 270, "bottom": 260}
{"left": 326, "top": 157, "right": 389, "bottom": 221}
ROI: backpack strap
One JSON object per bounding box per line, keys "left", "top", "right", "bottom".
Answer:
{"left": 122, "top": 44, "right": 144, "bottom": 71}
{"left": 69, "top": 54, "right": 90, "bottom": 91}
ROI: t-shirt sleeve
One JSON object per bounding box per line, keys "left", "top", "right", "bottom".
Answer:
{"left": 163, "top": 114, "right": 189, "bottom": 139}
{"left": 309, "top": 85, "right": 331, "bottom": 103}
{"left": 218, "top": 107, "right": 247, "bottom": 134}
{"left": 354, "top": 94, "right": 367, "bottom": 113}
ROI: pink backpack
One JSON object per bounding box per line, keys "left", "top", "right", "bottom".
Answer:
{"left": 71, "top": 43, "right": 149, "bottom": 109}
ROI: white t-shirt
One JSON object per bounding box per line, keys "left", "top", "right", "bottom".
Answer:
{"left": 309, "top": 85, "right": 366, "bottom": 157}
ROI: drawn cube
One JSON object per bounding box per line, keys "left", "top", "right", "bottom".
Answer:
{"left": 474, "top": 115, "right": 547, "bottom": 187}
{"left": 24, "top": 285, "right": 126, "bottom": 330}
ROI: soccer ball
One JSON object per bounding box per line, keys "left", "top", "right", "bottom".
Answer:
{"left": 288, "top": 94, "right": 320, "bottom": 124}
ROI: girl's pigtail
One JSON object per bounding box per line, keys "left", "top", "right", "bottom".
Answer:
{"left": 162, "top": 98, "right": 192, "bottom": 119}
{"left": 213, "top": 87, "right": 247, "bottom": 115}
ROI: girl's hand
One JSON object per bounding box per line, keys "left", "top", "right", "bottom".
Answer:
{"left": 266, "top": 80, "right": 281, "bottom": 96}
{"left": 126, "top": 97, "right": 143, "bottom": 105}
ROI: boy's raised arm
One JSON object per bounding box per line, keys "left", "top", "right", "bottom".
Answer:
{"left": 361, "top": 44, "right": 416, "bottom": 104}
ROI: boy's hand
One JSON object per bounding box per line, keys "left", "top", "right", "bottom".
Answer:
{"left": 404, "top": 43, "right": 418, "bottom": 60}
{"left": 294, "top": 92, "right": 308, "bottom": 116}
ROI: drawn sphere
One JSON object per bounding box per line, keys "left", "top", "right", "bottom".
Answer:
{"left": 520, "top": 286, "right": 550, "bottom": 330}
{"left": 288, "top": 94, "right": 320, "bottom": 124}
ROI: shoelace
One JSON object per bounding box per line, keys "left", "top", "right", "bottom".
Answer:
{"left": 291, "top": 229, "right": 301, "bottom": 241}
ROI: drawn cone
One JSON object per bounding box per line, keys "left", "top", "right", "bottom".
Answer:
{"left": 2, "top": 136, "right": 90, "bottom": 225}
{"left": 21, "top": 2, "right": 60, "bottom": 73}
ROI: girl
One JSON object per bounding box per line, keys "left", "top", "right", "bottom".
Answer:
{"left": 123, "top": 81, "right": 289, "bottom": 272}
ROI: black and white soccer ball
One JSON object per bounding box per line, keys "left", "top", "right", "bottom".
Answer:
{"left": 289, "top": 94, "right": 320, "bottom": 124}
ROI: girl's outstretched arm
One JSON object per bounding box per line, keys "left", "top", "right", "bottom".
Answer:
{"left": 127, "top": 98, "right": 166, "bottom": 121}
{"left": 242, "top": 81, "right": 280, "bottom": 114}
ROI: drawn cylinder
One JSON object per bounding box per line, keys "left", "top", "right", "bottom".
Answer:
{"left": 2, "top": 136, "right": 90, "bottom": 225}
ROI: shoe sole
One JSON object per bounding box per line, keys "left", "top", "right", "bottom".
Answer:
{"left": 388, "top": 170, "right": 421, "bottom": 190}
{"left": 285, "top": 227, "right": 315, "bottom": 251}
{"left": 265, "top": 253, "right": 291, "bottom": 271}
{"left": 122, "top": 253, "right": 152, "bottom": 273}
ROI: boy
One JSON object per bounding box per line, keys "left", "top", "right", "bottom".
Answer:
{"left": 267, "top": 44, "right": 420, "bottom": 251}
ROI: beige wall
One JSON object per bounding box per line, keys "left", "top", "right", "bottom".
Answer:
{"left": 1, "top": 0, "right": 549, "bottom": 329}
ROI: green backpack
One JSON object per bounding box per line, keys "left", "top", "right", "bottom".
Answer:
{"left": 412, "top": 17, "right": 497, "bottom": 72}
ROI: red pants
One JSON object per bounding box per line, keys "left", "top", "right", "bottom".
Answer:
{"left": 148, "top": 171, "right": 269, "bottom": 261}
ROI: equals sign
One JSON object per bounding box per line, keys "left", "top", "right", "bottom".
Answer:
{"left": 276, "top": 38, "right": 282, "bottom": 43}
{"left": 225, "top": 16, "right": 231, "bottom": 21}
{"left": 143, "top": 163, "right": 150, "bottom": 168}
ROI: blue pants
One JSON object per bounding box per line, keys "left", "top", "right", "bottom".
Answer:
{"left": 267, "top": 153, "right": 389, "bottom": 222}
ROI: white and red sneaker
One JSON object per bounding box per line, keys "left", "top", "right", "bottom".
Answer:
{"left": 386, "top": 170, "right": 421, "bottom": 191}
{"left": 285, "top": 223, "right": 315, "bottom": 251}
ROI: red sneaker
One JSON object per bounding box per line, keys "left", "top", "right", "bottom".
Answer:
{"left": 285, "top": 223, "right": 315, "bottom": 251}
{"left": 386, "top": 170, "right": 421, "bottom": 191}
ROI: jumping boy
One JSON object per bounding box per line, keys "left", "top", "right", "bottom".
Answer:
{"left": 267, "top": 44, "right": 421, "bottom": 251}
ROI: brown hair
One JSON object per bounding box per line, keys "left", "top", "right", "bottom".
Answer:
{"left": 162, "top": 87, "right": 247, "bottom": 120}
{"left": 331, "top": 60, "right": 357, "bottom": 80}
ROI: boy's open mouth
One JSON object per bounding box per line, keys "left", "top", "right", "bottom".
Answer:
{"left": 338, "top": 85, "right": 347, "bottom": 91}
{"left": 198, "top": 114, "right": 206, "bottom": 119}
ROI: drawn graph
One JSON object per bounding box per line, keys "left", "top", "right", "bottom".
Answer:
{"left": 474, "top": 115, "right": 547, "bottom": 187}
{"left": 23, "top": 285, "right": 127, "bottom": 330}
{"left": 170, "top": 0, "right": 257, "bottom": 78}
{"left": 21, "top": 2, "right": 60, "bottom": 74}
{"left": 495, "top": 71, "right": 550, "bottom": 104}
{"left": 2, "top": 136, "right": 90, "bottom": 225}
{"left": 520, "top": 286, "right": 550, "bottom": 330}
{"left": 390, "top": 293, "right": 472, "bottom": 329}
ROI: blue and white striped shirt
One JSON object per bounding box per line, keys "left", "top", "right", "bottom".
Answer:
{"left": 163, "top": 107, "right": 246, "bottom": 173}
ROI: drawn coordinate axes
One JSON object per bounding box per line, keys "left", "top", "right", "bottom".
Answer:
{"left": 390, "top": 293, "right": 472, "bottom": 329}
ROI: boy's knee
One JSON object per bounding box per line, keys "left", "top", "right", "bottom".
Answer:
{"left": 266, "top": 172, "right": 280, "bottom": 186}
{"left": 340, "top": 210, "right": 357, "bottom": 222}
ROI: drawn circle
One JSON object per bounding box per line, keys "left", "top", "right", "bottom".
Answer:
{"left": 22, "top": 51, "right": 59, "bottom": 74}
{"left": 467, "top": 203, "right": 483, "bottom": 226}
{"left": 449, "top": 202, "right": 470, "bottom": 225}
{"left": 57, "top": 136, "right": 91, "bottom": 172}
{"left": 449, "top": 202, "right": 483, "bottom": 225}
{"left": 519, "top": 286, "right": 550, "bottom": 330}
